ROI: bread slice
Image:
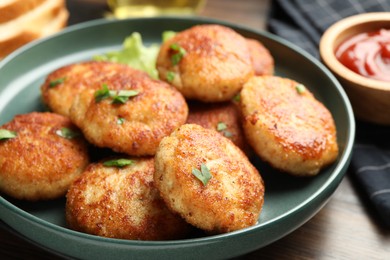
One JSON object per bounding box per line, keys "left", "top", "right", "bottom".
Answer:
{"left": 0, "top": 0, "right": 68, "bottom": 58}
{"left": 40, "top": 7, "right": 68, "bottom": 36}
{"left": 0, "top": 0, "right": 46, "bottom": 23}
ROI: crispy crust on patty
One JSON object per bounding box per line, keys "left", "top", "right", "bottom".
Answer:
{"left": 186, "top": 101, "right": 249, "bottom": 152}
{"left": 240, "top": 76, "right": 339, "bottom": 176}
{"left": 154, "top": 124, "right": 264, "bottom": 234}
{"left": 157, "top": 24, "right": 254, "bottom": 102}
{"left": 0, "top": 112, "right": 89, "bottom": 200}
{"left": 41, "top": 61, "right": 135, "bottom": 116}
{"left": 66, "top": 157, "right": 192, "bottom": 240}
{"left": 69, "top": 65, "right": 188, "bottom": 156}
{"left": 246, "top": 38, "right": 274, "bottom": 76}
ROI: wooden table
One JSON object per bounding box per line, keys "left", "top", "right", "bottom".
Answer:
{"left": 1, "top": 0, "right": 389, "bottom": 259}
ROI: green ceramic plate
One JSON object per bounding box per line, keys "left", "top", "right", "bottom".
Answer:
{"left": 0, "top": 17, "right": 355, "bottom": 259}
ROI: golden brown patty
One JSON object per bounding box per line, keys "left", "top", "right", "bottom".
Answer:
{"left": 240, "top": 76, "right": 339, "bottom": 176}
{"left": 154, "top": 124, "right": 264, "bottom": 234}
{"left": 69, "top": 65, "right": 188, "bottom": 156}
{"left": 0, "top": 112, "right": 89, "bottom": 200}
{"left": 186, "top": 101, "right": 248, "bottom": 152}
{"left": 157, "top": 24, "right": 254, "bottom": 102}
{"left": 66, "top": 157, "right": 192, "bottom": 240}
{"left": 246, "top": 38, "right": 274, "bottom": 76}
{"left": 41, "top": 61, "right": 136, "bottom": 117}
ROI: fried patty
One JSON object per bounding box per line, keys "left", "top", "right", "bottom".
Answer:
{"left": 186, "top": 101, "right": 248, "bottom": 152}
{"left": 0, "top": 112, "right": 89, "bottom": 200}
{"left": 69, "top": 65, "right": 188, "bottom": 156}
{"left": 41, "top": 61, "right": 131, "bottom": 117}
{"left": 66, "top": 157, "right": 192, "bottom": 240}
{"left": 240, "top": 76, "right": 339, "bottom": 176}
{"left": 246, "top": 38, "right": 274, "bottom": 76}
{"left": 157, "top": 24, "right": 254, "bottom": 102}
{"left": 154, "top": 124, "right": 264, "bottom": 234}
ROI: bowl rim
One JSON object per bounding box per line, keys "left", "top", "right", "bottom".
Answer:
{"left": 319, "top": 12, "right": 390, "bottom": 91}
{"left": 0, "top": 16, "right": 356, "bottom": 259}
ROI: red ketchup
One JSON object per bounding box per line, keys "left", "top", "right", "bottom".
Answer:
{"left": 335, "top": 28, "right": 390, "bottom": 82}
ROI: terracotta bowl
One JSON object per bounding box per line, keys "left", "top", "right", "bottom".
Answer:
{"left": 320, "top": 12, "right": 390, "bottom": 125}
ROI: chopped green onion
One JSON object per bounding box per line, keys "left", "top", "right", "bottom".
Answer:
{"left": 0, "top": 129, "right": 17, "bottom": 140}
{"left": 170, "top": 43, "right": 186, "bottom": 65}
{"left": 103, "top": 158, "right": 134, "bottom": 168}
{"left": 166, "top": 71, "right": 175, "bottom": 82}
{"left": 49, "top": 77, "right": 66, "bottom": 88}
{"left": 296, "top": 84, "right": 306, "bottom": 94}
{"left": 56, "top": 127, "right": 80, "bottom": 139}
{"left": 192, "top": 163, "right": 212, "bottom": 186}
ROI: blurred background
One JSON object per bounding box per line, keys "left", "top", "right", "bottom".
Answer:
{"left": 0, "top": 0, "right": 270, "bottom": 59}
{"left": 66, "top": 0, "right": 269, "bottom": 27}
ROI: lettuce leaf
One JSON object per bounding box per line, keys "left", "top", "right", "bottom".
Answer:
{"left": 93, "top": 32, "right": 160, "bottom": 79}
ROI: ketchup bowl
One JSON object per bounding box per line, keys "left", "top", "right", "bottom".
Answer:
{"left": 320, "top": 12, "right": 390, "bottom": 125}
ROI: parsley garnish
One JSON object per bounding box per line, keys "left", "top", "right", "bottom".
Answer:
{"left": 222, "top": 131, "right": 233, "bottom": 138}
{"left": 170, "top": 43, "right": 186, "bottom": 65}
{"left": 94, "top": 84, "right": 112, "bottom": 102}
{"left": 217, "top": 122, "right": 233, "bottom": 138}
{"left": 217, "top": 122, "right": 227, "bottom": 131}
{"left": 296, "top": 84, "right": 306, "bottom": 94}
{"left": 103, "top": 158, "right": 134, "bottom": 168}
{"left": 55, "top": 127, "right": 80, "bottom": 139}
{"left": 192, "top": 163, "right": 212, "bottom": 186}
{"left": 117, "top": 118, "right": 125, "bottom": 125}
{"left": 94, "top": 84, "right": 139, "bottom": 104}
{"left": 232, "top": 93, "right": 241, "bottom": 102}
{"left": 112, "top": 90, "right": 139, "bottom": 104}
{"left": 49, "top": 77, "right": 66, "bottom": 88}
{"left": 0, "top": 129, "right": 17, "bottom": 140}
{"left": 166, "top": 71, "right": 175, "bottom": 82}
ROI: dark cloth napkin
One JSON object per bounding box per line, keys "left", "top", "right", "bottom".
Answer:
{"left": 267, "top": 0, "right": 390, "bottom": 227}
